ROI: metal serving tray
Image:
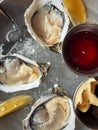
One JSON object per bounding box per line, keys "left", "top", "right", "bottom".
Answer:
{"left": 0, "top": 0, "right": 98, "bottom": 130}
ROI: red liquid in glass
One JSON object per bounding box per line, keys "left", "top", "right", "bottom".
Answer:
{"left": 63, "top": 31, "right": 98, "bottom": 74}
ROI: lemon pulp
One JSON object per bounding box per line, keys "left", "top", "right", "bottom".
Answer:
{"left": 0, "top": 95, "right": 33, "bottom": 118}
{"left": 62, "top": 0, "right": 87, "bottom": 25}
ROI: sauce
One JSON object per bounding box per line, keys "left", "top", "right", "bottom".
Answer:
{"left": 63, "top": 31, "right": 98, "bottom": 74}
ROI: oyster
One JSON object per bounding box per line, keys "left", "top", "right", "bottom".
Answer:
{"left": 0, "top": 53, "right": 50, "bottom": 93}
{"left": 74, "top": 78, "right": 98, "bottom": 112}
{"left": 23, "top": 85, "right": 75, "bottom": 130}
{"left": 24, "top": 0, "right": 70, "bottom": 53}
{"left": 0, "top": 0, "right": 4, "bottom": 3}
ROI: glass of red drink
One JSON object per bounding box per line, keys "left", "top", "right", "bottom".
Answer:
{"left": 62, "top": 24, "right": 98, "bottom": 75}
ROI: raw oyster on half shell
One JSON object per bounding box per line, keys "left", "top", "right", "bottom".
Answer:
{"left": 24, "top": 0, "right": 70, "bottom": 53}
{"left": 0, "top": 53, "right": 50, "bottom": 93}
{"left": 74, "top": 77, "right": 98, "bottom": 113}
{"left": 23, "top": 85, "right": 75, "bottom": 130}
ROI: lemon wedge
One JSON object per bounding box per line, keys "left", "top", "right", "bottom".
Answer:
{"left": 0, "top": 95, "right": 33, "bottom": 118}
{"left": 62, "top": 0, "right": 87, "bottom": 25}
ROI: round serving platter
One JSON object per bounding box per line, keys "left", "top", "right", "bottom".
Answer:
{"left": 0, "top": 0, "right": 98, "bottom": 130}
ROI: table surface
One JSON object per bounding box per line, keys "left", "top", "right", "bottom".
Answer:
{"left": 0, "top": 0, "right": 98, "bottom": 130}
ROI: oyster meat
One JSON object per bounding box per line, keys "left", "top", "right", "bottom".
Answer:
{"left": 74, "top": 78, "right": 98, "bottom": 112}
{"left": 24, "top": 0, "right": 69, "bottom": 52}
{"left": 0, "top": 53, "right": 50, "bottom": 93}
{"left": 23, "top": 85, "right": 75, "bottom": 130}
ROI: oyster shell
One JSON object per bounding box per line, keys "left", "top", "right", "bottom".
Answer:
{"left": 23, "top": 85, "right": 75, "bottom": 130}
{"left": 74, "top": 78, "right": 98, "bottom": 112}
{"left": 24, "top": 0, "right": 70, "bottom": 53}
{"left": 0, "top": 0, "right": 4, "bottom": 3}
{"left": 0, "top": 53, "right": 50, "bottom": 93}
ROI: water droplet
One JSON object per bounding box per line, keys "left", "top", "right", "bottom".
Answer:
{"left": 0, "top": 106, "right": 5, "bottom": 112}
{"left": 6, "top": 29, "right": 21, "bottom": 42}
{"left": 14, "top": 104, "right": 17, "bottom": 108}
